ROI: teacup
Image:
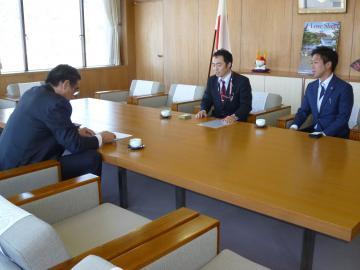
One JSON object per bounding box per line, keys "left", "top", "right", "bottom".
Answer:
{"left": 160, "top": 109, "right": 171, "bottom": 118}
{"left": 129, "top": 138, "right": 142, "bottom": 148}
{"left": 255, "top": 118, "right": 266, "bottom": 127}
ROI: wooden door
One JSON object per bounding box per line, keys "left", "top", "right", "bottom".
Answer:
{"left": 134, "top": 0, "right": 164, "bottom": 83}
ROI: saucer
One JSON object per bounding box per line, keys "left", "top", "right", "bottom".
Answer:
{"left": 160, "top": 115, "right": 171, "bottom": 119}
{"left": 252, "top": 68, "right": 270, "bottom": 73}
{"left": 128, "top": 144, "right": 145, "bottom": 150}
{"left": 255, "top": 124, "right": 267, "bottom": 128}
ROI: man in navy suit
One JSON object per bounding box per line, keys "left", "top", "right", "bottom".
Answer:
{"left": 0, "top": 65, "right": 115, "bottom": 179}
{"left": 291, "top": 46, "right": 353, "bottom": 138}
{"left": 195, "top": 49, "right": 252, "bottom": 124}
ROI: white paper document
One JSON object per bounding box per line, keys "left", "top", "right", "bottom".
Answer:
{"left": 96, "top": 131, "right": 132, "bottom": 141}
{"left": 198, "top": 119, "right": 229, "bottom": 129}
{"left": 112, "top": 132, "right": 132, "bottom": 141}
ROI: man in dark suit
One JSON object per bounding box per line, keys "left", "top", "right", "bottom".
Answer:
{"left": 0, "top": 64, "right": 115, "bottom": 179}
{"left": 195, "top": 49, "right": 252, "bottom": 124}
{"left": 291, "top": 46, "right": 353, "bottom": 138}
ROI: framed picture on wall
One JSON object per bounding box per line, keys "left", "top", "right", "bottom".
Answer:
{"left": 298, "top": 0, "right": 347, "bottom": 14}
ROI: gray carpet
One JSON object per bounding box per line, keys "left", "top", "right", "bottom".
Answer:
{"left": 101, "top": 162, "right": 360, "bottom": 270}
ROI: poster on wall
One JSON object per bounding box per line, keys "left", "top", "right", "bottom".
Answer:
{"left": 298, "top": 21, "right": 340, "bottom": 74}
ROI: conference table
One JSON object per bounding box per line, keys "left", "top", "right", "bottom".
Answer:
{"left": 2, "top": 98, "right": 360, "bottom": 270}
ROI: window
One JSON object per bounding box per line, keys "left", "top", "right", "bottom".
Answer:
{"left": 0, "top": 0, "right": 120, "bottom": 73}
{"left": 0, "top": 1, "right": 24, "bottom": 73}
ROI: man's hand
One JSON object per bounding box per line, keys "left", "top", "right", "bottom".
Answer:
{"left": 195, "top": 110, "right": 207, "bottom": 119}
{"left": 78, "top": 127, "right": 96, "bottom": 137}
{"left": 222, "top": 115, "right": 237, "bottom": 125}
{"left": 100, "top": 131, "right": 116, "bottom": 143}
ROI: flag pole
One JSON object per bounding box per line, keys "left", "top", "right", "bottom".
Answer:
{"left": 207, "top": 30, "right": 217, "bottom": 78}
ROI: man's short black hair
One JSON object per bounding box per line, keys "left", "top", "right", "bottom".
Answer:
{"left": 311, "top": 46, "right": 338, "bottom": 72}
{"left": 45, "top": 64, "right": 81, "bottom": 87}
{"left": 213, "top": 49, "right": 233, "bottom": 67}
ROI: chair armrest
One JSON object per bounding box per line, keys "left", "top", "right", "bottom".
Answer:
{"left": 51, "top": 208, "right": 201, "bottom": 269}
{"left": 349, "top": 125, "right": 360, "bottom": 141}
{"left": 247, "top": 106, "right": 291, "bottom": 127}
{"left": 9, "top": 174, "right": 101, "bottom": 224}
{"left": 193, "top": 105, "right": 201, "bottom": 114}
{"left": 0, "top": 95, "right": 18, "bottom": 110}
{"left": 277, "top": 114, "right": 296, "bottom": 128}
{"left": 94, "top": 90, "right": 129, "bottom": 102}
{"left": 9, "top": 173, "right": 99, "bottom": 206}
{"left": 0, "top": 160, "right": 60, "bottom": 180}
{"left": 248, "top": 106, "right": 291, "bottom": 122}
{"left": 0, "top": 94, "right": 20, "bottom": 103}
{"left": 0, "top": 160, "right": 61, "bottom": 198}
{"left": 111, "top": 214, "right": 219, "bottom": 270}
{"left": 171, "top": 99, "right": 202, "bottom": 113}
{"left": 128, "top": 93, "right": 168, "bottom": 107}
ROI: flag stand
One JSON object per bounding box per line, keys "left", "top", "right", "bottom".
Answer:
{"left": 207, "top": 30, "right": 217, "bottom": 78}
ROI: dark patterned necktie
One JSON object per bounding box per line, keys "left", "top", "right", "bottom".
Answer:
{"left": 320, "top": 83, "right": 326, "bottom": 99}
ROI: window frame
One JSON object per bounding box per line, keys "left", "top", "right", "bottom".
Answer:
{"left": 2, "top": 0, "right": 121, "bottom": 73}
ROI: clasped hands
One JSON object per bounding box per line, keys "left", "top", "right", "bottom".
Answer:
{"left": 195, "top": 110, "right": 237, "bottom": 125}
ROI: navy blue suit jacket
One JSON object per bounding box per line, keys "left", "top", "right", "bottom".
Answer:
{"left": 293, "top": 75, "right": 353, "bottom": 138}
{"left": 0, "top": 84, "right": 99, "bottom": 170}
{"left": 200, "top": 72, "right": 252, "bottom": 121}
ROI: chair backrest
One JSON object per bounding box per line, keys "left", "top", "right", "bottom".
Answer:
{"left": 0, "top": 161, "right": 60, "bottom": 198}
{"left": 0, "top": 196, "right": 70, "bottom": 270}
{"left": 6, "top": 81, "right": 44, "bottom": 97}
{"left": 167, "top": 84, "right": 205, "bottom": 106}
{"left": 349, "top": 104, "right": 360, "bottom": 128}
{"left": 129, "top": 80, "right": 164, "bottom": 96}
{"left": 251, "top": 91, "right": 282, "bottom": 112}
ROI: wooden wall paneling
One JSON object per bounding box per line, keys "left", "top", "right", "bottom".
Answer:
{"left": 290, "top": 0, "right": 356, "bottom": 77}
{"left": 350, "top": 0, "right": 360, "bottom": 79}
{"left": 240, "top": 0, "right": 293, "bottom": 72}
{"left": 134, "top": 0, "right": 164, "bottom": 82}
{"left": 227, "top": 0, "right": 242, "bottom": 73}
{"left": 198, "top": 0, "right": 217, "bottom": 85}
{"left": 163, "top": 0, "right": 199, "bottom": 91}
{"left": 241, "top": 74, "right": 265, "bottom": 92}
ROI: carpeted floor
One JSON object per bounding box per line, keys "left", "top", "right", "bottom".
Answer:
{"left": 101, "top": 162, "right": 360, "bottom": 270}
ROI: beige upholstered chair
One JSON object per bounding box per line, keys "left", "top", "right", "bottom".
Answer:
{"left": 129, "top": 84, "right": 205, "bottom": 113}
{"left": 193, "top": 91, "right": 290, "bottom": 126}
{"left": 247, "top": 91, "right": 291, "bottom": 126}
{"left": 7, "top": 81, "right": 44, "bottom": 97}
{"left": 0, "top": 81, "right": 44, "bottom": 109}
{"left": 0, "top": 174, "right": 151, "bottom": 269}
{"left": 94, "top": 80, "right": 165, "bottom": 103}
{"left": 0, "top": 160, "right": 61, "bottom": 198}
{"left": 73, "top": 249, "right": 269, "bottom": 270}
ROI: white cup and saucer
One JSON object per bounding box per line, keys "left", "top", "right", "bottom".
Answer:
{"left": 128, "top": 138, "right": 145, "bottom": 150}
{"left": 160, "top": 108, "right": 171, "bottom": 119}
{"left": 255, "top": 118, "right": 266, "bottom": 128}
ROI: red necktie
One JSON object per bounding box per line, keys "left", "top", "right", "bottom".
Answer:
{"left": 221, "top": 79, "right": 226, "bottom": 102}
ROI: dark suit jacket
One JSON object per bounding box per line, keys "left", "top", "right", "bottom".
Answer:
{"left": 293, "top": 75, "right": 353, "bottom": 138}
{"left": 200, "top": 72, "right": 252, "bottom": 121}
{"left": 0, "top": 84, "right": 99, "bottom": 170}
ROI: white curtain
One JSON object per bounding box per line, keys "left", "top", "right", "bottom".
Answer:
{"left": 104, "top": 0, "right": 121, "bottom": 65}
